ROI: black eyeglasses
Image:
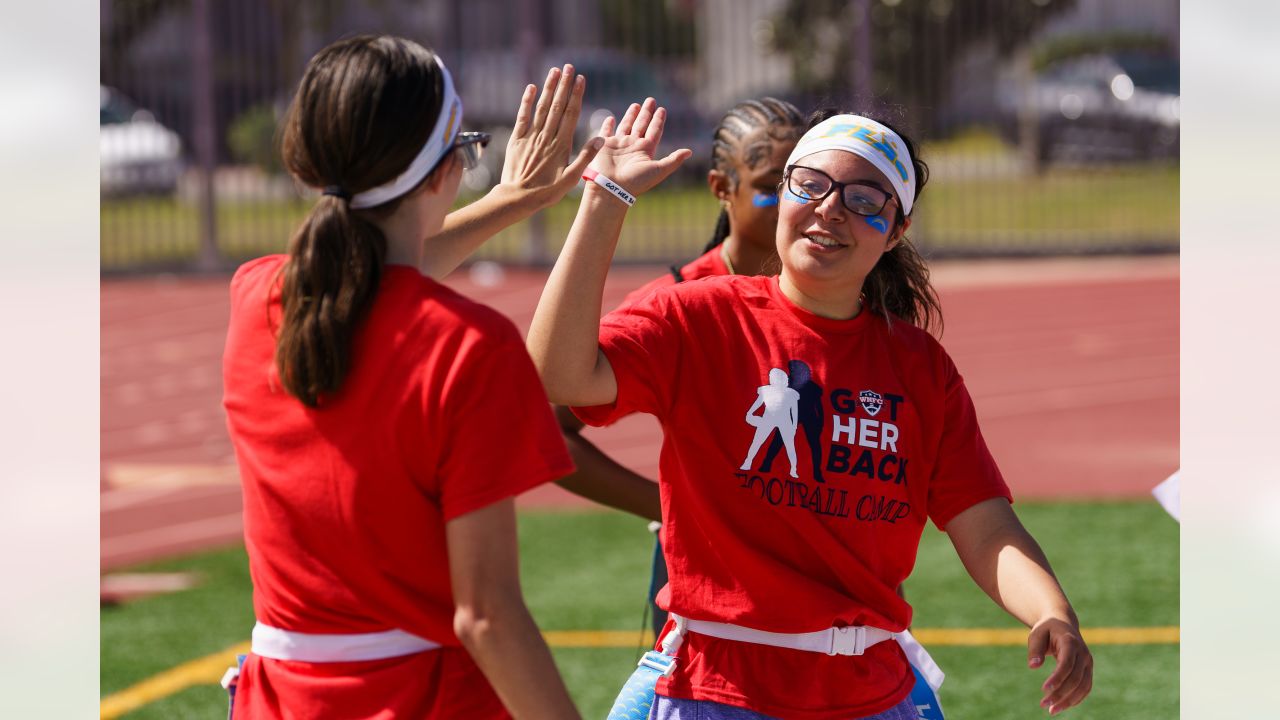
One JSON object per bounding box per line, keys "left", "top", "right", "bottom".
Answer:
{"left": 784, "top": 165, "right": 895, "bottom": 217}
{"left": 451, "top": 131, "right": 490, "bottom": 171}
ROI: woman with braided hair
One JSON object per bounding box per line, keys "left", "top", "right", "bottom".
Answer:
{"left": 644, "top": 96, "right": 809, "bottom": 294}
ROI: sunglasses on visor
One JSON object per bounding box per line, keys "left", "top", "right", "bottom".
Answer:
{"left": 784, "top": 165, "right": 896, "bottom": 217}
{"left": 450, "top": 131, "right": 490, "bottom": 171}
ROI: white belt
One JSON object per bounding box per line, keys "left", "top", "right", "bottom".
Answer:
{"left": 673, "top": 616, "right": 944, "bottom": 691}
{"left": 681, "top": 616, "right": 896, "bottom": 657}
{"left": 896, "top": 628, "right": 945, "bottom": 692}
{"left": 251, "top": 622, "right": 440, "bottom": 662}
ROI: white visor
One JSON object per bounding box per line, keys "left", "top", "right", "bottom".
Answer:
{"left": 784, "top": 114, "right": 916, "bottom": 216}
{"left": 350, "top": 55, "right": 463, "bottom": 209}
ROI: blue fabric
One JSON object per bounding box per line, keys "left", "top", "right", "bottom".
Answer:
{"left": 908, "top": 664, "right": 944, "bottom": 719}
{"left": 224, "top": 653, "right": 247, "bottom": 720}
{"left": 650, "top": 693, "right": 920, "bottom": 720}
{"left": 607, "top": 651, "right": 676, "bottom": 720}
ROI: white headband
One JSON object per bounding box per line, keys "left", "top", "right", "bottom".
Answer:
{"left": 350, "top": 55, "right": 463, "bottom": 209}
{"left": 785, "top": 114, "right": 916, "bottom": 216}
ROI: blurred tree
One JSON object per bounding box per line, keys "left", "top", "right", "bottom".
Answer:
{"left": 772, "top": 0, "right": 1076, "bottom": 133}
{"left": 1031, "top": 30, "right": 1173, "bottom": 70}
{"left": 227, "top": 103, "right": 284, "bottom": 175}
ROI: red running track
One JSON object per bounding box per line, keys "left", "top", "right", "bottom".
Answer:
{"left": 101, "top": 256, "right": 1178, "bottom": 571}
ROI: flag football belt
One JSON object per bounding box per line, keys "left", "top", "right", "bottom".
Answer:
{"left": 220, "top": 623, "right": 443, "bottom": 717}
{"left": 249, "top": 622, "right": 441, "bottom": 662}
{"left": 605, "top": 615, "right": 945, "bottom": 720}
{"left": 683, "top": 616, "right": 897, "bottom": 656}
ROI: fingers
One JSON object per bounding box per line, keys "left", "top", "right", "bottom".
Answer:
{"left": 1041, "top": 637, "right": 1094, "bottom": 714}
{"left": 552, "top": 74, "right": 586, "bottom": 149}
{"left": 539, "top": 64, "right": 577, "bottom": 142}
{"left": 598, "top": 114, "right": 616, "bottom": 138}
{"left": 644, "top": 106, "right": 667, "bottom": 145}
{"left": 1027, "top": 623, "right": 1050, "bottom": 670}
{"left": 651, "top": 147, "right": 693, "bottom": 181}
{"left": 1044, "top": 656, "right": 1090, "bottom": 715}
{"left": 615, "top": 102, "right": 641, "bottom": 136}
{"left": 630, "top": 97, "right": 657, "bottom": 138}
{"left": 1030, "top": 624, "right": 1094, "bottom": 715}
{"left": 511, "top": 84, "right": 537, "bottom": 139}
{"left": 529, "top": 66, "right": 560, "bottom": 137}
{"left": 557, "top": 136, "right": 606, "bottom": 191}
{"left": 1055, "top": 660, "right": 1094, "bottom": 714}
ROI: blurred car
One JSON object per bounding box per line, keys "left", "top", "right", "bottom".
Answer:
{"left": 101, "top": 85, "right": 184, "bottom": 195}
{"left": 455, "top": 47, "right": 711, "bottom": 188}
{"left": 1003, "top": 52, "right": 1179, "bottom": 164}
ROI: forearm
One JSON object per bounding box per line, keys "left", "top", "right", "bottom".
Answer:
{"left": 555, "top": 407, "right": 661, "bottom": 520}
{"left": 527, "top": 185, "right": 628, "bottom": 404}
{"left": 420, "top": 184, "right": 545, "bottom": 280}
{"left": 984, "top": 531, "right": 1076, "bottom": 628}
{"left": 454, "top": 602, "right": 581, "bottom": 720}
{"left": 948, "top": 499, "right": 1077, "bottom": 628}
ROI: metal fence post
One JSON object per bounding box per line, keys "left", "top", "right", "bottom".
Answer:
{"left": 192, "top": 0, "right": 221, "bottom": 271}
{"left": 517, "top": 0, "right": 547, "bottom": 265}
{"left": 851, "top": 0, "right": 873, "bottom": 100}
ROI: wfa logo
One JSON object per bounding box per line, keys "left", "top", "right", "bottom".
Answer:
{"left": 859, "top": 390, "right": 884, "bottom": 417}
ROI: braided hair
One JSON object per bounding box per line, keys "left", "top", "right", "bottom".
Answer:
{"left": 704, "top": 98, "right": 806, "bottom": 253}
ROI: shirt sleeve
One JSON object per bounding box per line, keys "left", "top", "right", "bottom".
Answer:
{"left": 436, "top": 330, "right": 575, "bottom": 522}
{"left": 572, "top": 287, "right": 683, "bottom": 427}
{"left": 927, "top": 352, "right": 1013, "bottom": 530}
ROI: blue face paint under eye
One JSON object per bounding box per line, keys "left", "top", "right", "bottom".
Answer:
{"left": 864, "top": 216, "right": 889, "bottom": 233}
{"left": 752, "top": 192, "right": 779, "bottom": 208}
{"left": 782, "top": 189, "right": 808, "bottom": 204}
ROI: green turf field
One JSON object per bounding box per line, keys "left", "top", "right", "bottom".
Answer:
{"left": 101, "top": 501, "right": 1178, "bottom": 719}
{"left": 100, "top": 163, "right": 1178, "bottom": 271}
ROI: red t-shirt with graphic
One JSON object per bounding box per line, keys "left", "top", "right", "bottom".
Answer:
{"left": 618, "top": 245, "right": 729, "bottom": 309}
{"left": 575, "top": 275, "right": 1011, "bottom": 720}
{"left": 223, "top": 255, "right": 573, "bottom": 719}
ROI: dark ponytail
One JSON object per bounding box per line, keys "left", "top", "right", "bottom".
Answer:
{"left": 806, "top": 106, "right": 942, "bottom": 334}
{"left": 276, "top": 35, "right": 445, "bottom": 406}
{"left": 703, "top": 97, "right": 806, "bottom": 254}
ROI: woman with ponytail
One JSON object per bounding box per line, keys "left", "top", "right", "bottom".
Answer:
{"left": 528, "top": 101, "right": 1094, "bottom": 719}
{"left": 222, "top": 34, "right": 599, "bottom": 719}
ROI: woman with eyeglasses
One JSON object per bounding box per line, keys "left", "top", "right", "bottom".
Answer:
{"left": 221, "top": 34, "right": 601, "bottom": 719}
{"left": 528, "top": 102, "right": 1094, "bottom": 719}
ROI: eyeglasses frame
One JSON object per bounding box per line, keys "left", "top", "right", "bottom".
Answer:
{"left": 782, "top": 164, "right": 898, "bottom": 218}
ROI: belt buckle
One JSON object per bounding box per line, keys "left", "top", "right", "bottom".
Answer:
{"left": 638, "top": 650, "right": 678, "bottom": 677}
{"left": 828, "top": 626, "right": 868, "bottom": 656}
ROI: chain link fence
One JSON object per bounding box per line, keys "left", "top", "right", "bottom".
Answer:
{"left": 101, "top": 0, "right": 1178, "bottom": 273}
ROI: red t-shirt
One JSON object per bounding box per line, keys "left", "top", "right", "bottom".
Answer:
{"left": 575, "top": 275, "right": 1011, "bottom": 720}
{"left": 223, "top": 255, "right": 573, "bottom": 719}
{"left": 618, "top": 245, "right": 729, "bottom": 309}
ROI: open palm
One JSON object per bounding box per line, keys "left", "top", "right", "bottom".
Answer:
{"left": 590, "top": 97, "right": 692, "bottom": 197}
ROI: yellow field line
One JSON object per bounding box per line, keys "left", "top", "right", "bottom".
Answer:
{"left": 101, "top": 627, "right": 1178, "bottom": 718}
{"left": 100, "top": 640, "right": 250, "bottom": 719}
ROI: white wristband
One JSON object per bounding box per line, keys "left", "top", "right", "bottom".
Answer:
{"left": 582, "top": 168, "right": 636, "bottom": 206}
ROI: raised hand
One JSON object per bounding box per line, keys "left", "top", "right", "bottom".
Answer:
{"left": 500, "top": 64, "right": 605, "bottom": 209}
{"left": 590, "top": 97, "right": 692, "bottom": 197}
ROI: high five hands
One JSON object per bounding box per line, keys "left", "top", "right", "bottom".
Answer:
{"left": 590, "top": 97, "right": 692, "bottom": 198}
{"left": 500, "top": 64, "right": 606, "bottom": 209}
